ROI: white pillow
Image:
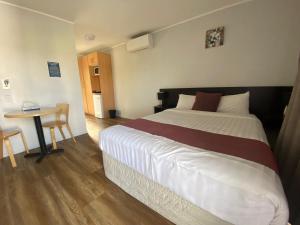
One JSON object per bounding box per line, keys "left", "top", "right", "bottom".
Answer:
{"left": 217, "top": 92, "right": 250, "bottom": 114}
{"left": 176, "top": 94, "right": 196, "bottom": 109}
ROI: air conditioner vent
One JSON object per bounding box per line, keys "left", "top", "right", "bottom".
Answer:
{"left": 126, "top": 34, "right": 153, "bottom": 52}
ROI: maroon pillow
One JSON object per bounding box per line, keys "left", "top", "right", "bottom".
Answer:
{"left": 192, "top": 92, "right": 222, "bottom": 112}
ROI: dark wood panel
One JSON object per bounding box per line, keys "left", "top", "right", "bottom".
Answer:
{"left": 159, "top": 86, "right": 292, "bottom": 129}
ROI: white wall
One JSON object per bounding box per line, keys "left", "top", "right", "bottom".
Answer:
{"left": 0, "top": 4, "right": 87, "bottom": 156}
{"left": 111, "top": 0, "right": 300, "bottom": 119}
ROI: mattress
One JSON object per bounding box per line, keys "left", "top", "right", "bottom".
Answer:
{"left": 103, "top": 151, "right": 230, "bottom": 225}
{"left": 100, "top": 109, "right": 288, "bottom": 225}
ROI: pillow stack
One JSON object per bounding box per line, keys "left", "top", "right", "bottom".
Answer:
{"left": 217, "top": 92, "right": 250, "bottom": 114}
{"left": 176, "top": 91, "right": 250, "bottom": 114}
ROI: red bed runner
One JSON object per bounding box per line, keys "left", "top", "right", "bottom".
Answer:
{"left": 124, "top": 119, "right": 278, "bottom": 172}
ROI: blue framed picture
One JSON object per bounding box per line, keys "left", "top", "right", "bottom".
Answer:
{"left": 47, "top": 62, "right": 61, "bottom": 77}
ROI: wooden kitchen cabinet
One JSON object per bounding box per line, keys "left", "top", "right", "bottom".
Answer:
{"left": 98, "top": 52, "right": 115, "bottom": 118}
{"left": 87, "top": 52, "right": 99, "bottom": 66}
{"left": 90, "top": 75, "right": 101, "bottom": 93}
{"left": 77, "top": 51, "right": 115, "bottom": 118}
{"left": 78, "top": 55, "right": 95, "bottom": 115}
{"left": 77, "top": 57, "right": 88, "bottom": 113}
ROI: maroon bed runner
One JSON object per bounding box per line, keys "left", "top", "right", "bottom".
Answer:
{"left": 124, "top": 119, "right": 278, "bottom": 172}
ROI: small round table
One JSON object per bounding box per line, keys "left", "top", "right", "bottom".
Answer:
{"left": 4, "top": 107, "right": 64, "bottom": 163}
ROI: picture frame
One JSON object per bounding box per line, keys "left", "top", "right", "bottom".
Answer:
{"left": 205, "top": 26, "right": 225, "bottom": 49}
{"left": 47, "top": 62, "right": 61, "bottom": 77}
{"left": 1, "top": 78, "right": 11, "bottom": 89}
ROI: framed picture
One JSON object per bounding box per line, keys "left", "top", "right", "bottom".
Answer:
{"left": 205, "top": 26, "right": 225, "bottom": 49}
{"left": 47, "top": 62, "right": 61, "bottom": 77}
{"left": 1, "top": 78, "right": 11, "bottom": 89}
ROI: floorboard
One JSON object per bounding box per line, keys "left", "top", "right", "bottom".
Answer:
{"left": 0, "top": 116, "right": 173, "bottom": 225}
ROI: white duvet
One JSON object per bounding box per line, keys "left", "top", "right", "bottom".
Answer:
{"left": 100, "top": 109, "right": 288, "bottom": 225}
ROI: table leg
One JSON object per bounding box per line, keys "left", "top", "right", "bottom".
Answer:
{"left": 33, "top": 116, "right": 48, "bottom": 154}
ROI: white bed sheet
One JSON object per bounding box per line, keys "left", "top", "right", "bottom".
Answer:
{"left": 100, "top": 109, "right": 288, "bottom": 225}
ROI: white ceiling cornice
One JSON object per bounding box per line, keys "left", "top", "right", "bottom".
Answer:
{"left": 0, "top": 0, "right": 74, "bottom": 24}
{"left": 111, "top": 0, "right": 254, "bottom": 49}
{"left": 0, "top": 0, "right": 255, "bottom": 52}
{"left": 152, "top": 0, "right": 254, "bottom": 34}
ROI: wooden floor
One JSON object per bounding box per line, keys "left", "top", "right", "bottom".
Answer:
{"left": 0, "top": 116, "right": 173, "bottom": 225}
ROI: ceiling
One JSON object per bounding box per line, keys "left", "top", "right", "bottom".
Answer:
{"left": 2, "top": 0, "right": 245, "bottom": 53}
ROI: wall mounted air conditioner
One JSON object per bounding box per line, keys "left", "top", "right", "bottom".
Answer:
{"left": 126, "top": 34, "right": 153, "bottom": 52}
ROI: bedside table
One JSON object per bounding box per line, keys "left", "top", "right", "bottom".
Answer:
{"left": 154, "top": 105, "right": 165, "bottom": 113}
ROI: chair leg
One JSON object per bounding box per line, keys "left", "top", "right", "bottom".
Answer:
{"left": 50, "top": 128, "right": 57, "bottom": 150}
{"left": 58, "top": 126, "right": 66, "bottom": 140}
{"left": 66, "top": 124, "right": 77, "bottom": 143}
{"left": 20, "top": 131, "right": 30, "bottom": 154}
{"left": 4, "top": 138, "right": 17, "bottom": 168}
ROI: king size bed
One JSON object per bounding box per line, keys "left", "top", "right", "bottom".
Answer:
{"left": 100, "top": 86, "right": 292, "bottom": 225}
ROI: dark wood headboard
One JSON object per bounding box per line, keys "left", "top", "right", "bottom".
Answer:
{"left": 159, "top": 86, "right": 292, "bottom": 128}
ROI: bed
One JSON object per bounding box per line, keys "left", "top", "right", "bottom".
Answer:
{"left": 100, "top": 87, "right": 291, "bottom": 225}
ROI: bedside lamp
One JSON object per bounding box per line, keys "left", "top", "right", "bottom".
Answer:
{"left": 157, "top": 92, "right": 168, "bottom": 108}
{"left": 157, "top": 92, "right": 165, "bottom": 100}
{"left": 154, "top": 92, "right": 167, "bottom": 114}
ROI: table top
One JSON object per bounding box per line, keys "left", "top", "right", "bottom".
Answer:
{"left": 4, "top": 107, "right": 59, "bottom": 118}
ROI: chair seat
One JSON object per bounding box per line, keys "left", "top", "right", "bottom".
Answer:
{"left": 0, "top": 129, "right": 21, "bottom": 139}
{"left": 42, "top": 120, "right": 66, "bottom": 128}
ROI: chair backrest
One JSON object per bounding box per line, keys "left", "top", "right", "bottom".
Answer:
{"left": 56, "top": 103, "right": 69, "bottom": 123}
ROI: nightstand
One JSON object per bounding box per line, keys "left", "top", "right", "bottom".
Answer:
{"left": 154, "top": 105, "right": 164, "bottom": 113}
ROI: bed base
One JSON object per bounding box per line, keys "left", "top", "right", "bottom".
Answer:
{"left": 103, "top": 152, "right": 231, "bottom": 225}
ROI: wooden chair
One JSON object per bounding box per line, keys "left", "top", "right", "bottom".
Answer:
{"left": 42, "top": 103, "right": 76, "bottom": 149}
{"left": 0, "top": 129, "right": 29, "bottom": 168}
